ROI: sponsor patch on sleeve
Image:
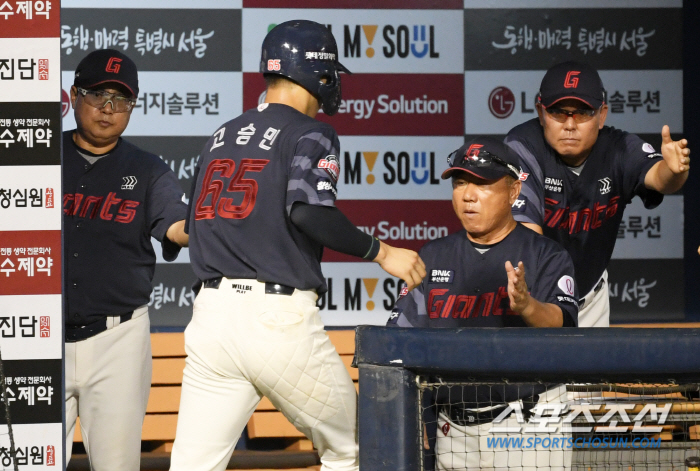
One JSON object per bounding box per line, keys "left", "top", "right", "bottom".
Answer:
{"left": 316, "top": 179, "right": 337, "bottom": 197}
{"left": 429, "top": 269, "right": 454, "bottom": 284}
{"left": 557, "top": 275, "right": 575, "bottom": 297}
{"left": 318, "top": 155, "right": 340, "bottom": 182}
{"left": 557, "top": 295, "right": 578, "bottom": 306}
{"left": 642, "top": 143, "right": 655, "bottom": 153}
{"left": 387, "top": 308, "right": 401, "bottom": 324}
{"left": 512, "top": 198, "right": 526, "bottom": 211}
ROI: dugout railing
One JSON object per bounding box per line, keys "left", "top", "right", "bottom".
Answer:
{"left": 355, "top": 326, "right": 700, "bottom": 471}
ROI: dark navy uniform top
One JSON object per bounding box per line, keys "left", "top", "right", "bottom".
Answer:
{"left": 63, "top": 131, "right": 187, "bottom": 325}
{"left": 388, "top": 223, "right": 578, "bottom": 407}
{"left": 187, "top": 103, "right": 341, "bottom": 294}
{"left": 389, "top": 223, "right": 578, "bottom": 328}
{"left": 505, "top": 119, "right": 663, "bottom": 295}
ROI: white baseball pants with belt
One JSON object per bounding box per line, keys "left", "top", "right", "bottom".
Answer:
{"left": 577, "top": 270, "right": 609, "bottom": 328}
{"left": 65, "top": 306, "right": 151, "bottom": 471}
{"left": 169, "top": 279, "right": 358, "bottom": 471}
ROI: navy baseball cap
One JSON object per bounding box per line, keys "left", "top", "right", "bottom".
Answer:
{"left": 74, "top": 49, "right": 139, "bottom": 97}
{"left": 538, "top": 61, "right": 605, "bottom": 109}
{"left": 442, "top": 136, "right": 521, "bottom": 181}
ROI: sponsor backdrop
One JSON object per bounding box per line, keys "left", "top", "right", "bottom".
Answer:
{"left": 0, "top": 0, "right": 63, "bottom": 469}
{"left": 59, "top": 1, "right": 683, "bottom": 327}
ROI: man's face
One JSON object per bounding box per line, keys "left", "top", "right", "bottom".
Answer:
{"left": 70, "top": 85, "right": 133, "bottom": 147}
{"left": 451, "top": 172, "right": 520, "bottom": 238}
{"left": 537, "top": 98, "right": 608, "bottom": 164}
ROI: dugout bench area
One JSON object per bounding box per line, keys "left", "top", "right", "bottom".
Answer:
{"left": 65, "top": 324, "right": 700, "bottom": 470}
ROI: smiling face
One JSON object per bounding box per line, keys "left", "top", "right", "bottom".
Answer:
{"left": 537, "top": 98, "right": 608, "bottom": 167}
{"left": 451, "top": 171, "right": 521, "bottom": 243}
{"left": 70, "top": 84, "right": 132, "bottom": 153}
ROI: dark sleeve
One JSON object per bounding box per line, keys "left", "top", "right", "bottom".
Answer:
{"left": 387, "top": 248, "right": 429, "bottom": 327}
{"left": 184, "top": 153, "right": 203, "bottom": 235}
{"left": 286, "top": 126, "right": 340, "bottom": 215}
{"left": 617, "top": 131, "right": 664, "bottom": 209}
{"left": 387, "top": 281, "right": 427, "bottom": 328}
{"left": 147, "top": 162, "right": 188, "bottom": 261}
{"left": 530, "top": 241, "right": 579, "bottom": 327}
{"left": 504, "top": 127, "right": 545, "bottom": 226}
{"left": 290, "top": 202, "right": 380, "bottom": 260}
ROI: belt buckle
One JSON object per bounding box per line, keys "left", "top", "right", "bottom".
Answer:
{"left": 203, "top": 277, "right": 222, "bottom": 289}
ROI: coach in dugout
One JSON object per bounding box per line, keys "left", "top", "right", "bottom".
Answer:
{"left": 505, "top": 61, "right": 690, "bottom": 327}
{"left": 388, "top": 136, "right": 578, "bottom": 471}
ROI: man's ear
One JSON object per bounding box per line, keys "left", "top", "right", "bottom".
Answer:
{"left": 536, "top": 103, "right": 546, "bottom": 127}
{"left": 70, "top": 86, "right": 78, "bottom": 109}
{"left": 598, "top": 104, "right": 609, "bottom": 129}
{"left": 509, "top": 179, "right": 522, "bottom": 205}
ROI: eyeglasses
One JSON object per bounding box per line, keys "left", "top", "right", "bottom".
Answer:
{"left": 76, "top": 87, "right": 136, "bottom": 113}
{"left": 448, "top": 149, "right": 521, "bottom": 179}
{"left": 544, "top": 106, "right": 598, "bottom": 123}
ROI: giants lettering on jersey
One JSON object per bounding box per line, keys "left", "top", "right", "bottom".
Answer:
{"left": 63, "top": 192, "right": 139, "bottom": 223}
{"left": 428, "top": 287, "right": 516, "bottom": 319}
{"left": 544, "top": 196, "right": 619, "bottom": 235}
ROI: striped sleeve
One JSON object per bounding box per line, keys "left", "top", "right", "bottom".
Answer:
{"left": 285, "top": 127, "right": 340, "bottom": 215}
{"left": 504, "top": 132, "right": 545, "bottom": 227}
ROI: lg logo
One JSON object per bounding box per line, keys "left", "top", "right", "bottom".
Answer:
{"left": 105, "top": 57, "right": 122, "bottom": 73}
{"left": 488, "top": 86, "right": 515, "bottom": 119}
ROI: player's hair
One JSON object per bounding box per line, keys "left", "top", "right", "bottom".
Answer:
{"left": 264, "top": 74, "right": 295, "bottom": 89}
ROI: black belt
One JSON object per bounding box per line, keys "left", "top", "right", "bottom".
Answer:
{"left": 202, "top": 277, "right": 295, "bottom": 296}
{"left": 65, "top": 312, "right": 133, "bottom": 343}
{"left": 579, "top": 276, "right": 606, "bottom": 304}
{"left": 446, "top": 394, "right": 538, "bottom": 426}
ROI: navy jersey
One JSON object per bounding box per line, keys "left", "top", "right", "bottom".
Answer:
{"left": 389, "top": 223, "right": 578, "bottom": 328}
{"left": 63, "top": 131, "right": 187, "bottom": 324}
{"left": 187, "top": 103, "right": 340, "bottom": 294}
{"left": 505, "top": 119, "right": 663, "bottom": 294}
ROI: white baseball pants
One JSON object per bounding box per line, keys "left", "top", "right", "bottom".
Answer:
{"left": 65, "top": 306, "right": 152, "bottom": 471}
{"left": 436, "top": 386, "right": 571, "bottom": 471}
{"left": 577, "top": 270, "right": 609, "bottom": 328}
{"left": 169, "top": 279, "right": 358, "bottom": 471}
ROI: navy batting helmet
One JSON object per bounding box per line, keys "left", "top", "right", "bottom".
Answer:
{"left": 260, "top": 20, "right": 351, "bottom": 116}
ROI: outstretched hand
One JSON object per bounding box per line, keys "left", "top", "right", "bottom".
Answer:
{"left": 505, "top": 260, "right": 530, "bottom": 314}
{"left": 661, "top": 125, "right": 690, "bottom": 174}
{"left": 374, "top": 241, "right": 426, "bottom": 291}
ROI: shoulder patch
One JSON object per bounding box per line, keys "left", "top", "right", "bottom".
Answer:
{"left": 257, "top": 103, "right": 269, "bottom": 112}
{"left": 557, "top": 275, "right": 575, "bottom": 297}
{"left": 642, "top": 143, "right": 655, "bottom": 153}
{"left": 318, "top": 155, "right": 340, "bottom": 182}
{"left": 317, "top": 179, "right": 337, "bottom": 197}
{"left": 429, "top": 269, "right": 454, "bottom": 284}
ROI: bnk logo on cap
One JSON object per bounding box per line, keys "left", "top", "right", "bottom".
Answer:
{"left": 106, "top": 57, "right": 122, "bottom": 73}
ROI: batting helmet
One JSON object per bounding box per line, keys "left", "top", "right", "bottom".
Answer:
{"left": 260, "top": 20, "right": 351, "bottom": 116}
